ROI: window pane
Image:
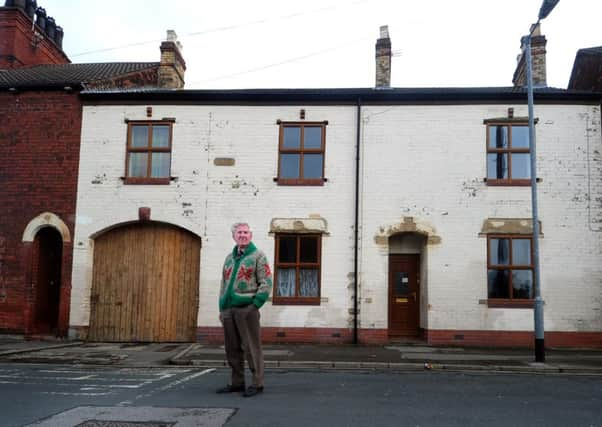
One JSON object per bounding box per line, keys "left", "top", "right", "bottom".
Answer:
{"left": 512, "top": 239, "right": 531, "bottom": 265}
{"left": 489, "top": 126, "right": 508, "bottom": 149}
{"left": 303, "top": 154, "right": 323, "bottom": 179}
{"left": 511, "top": 153, "right": 531, "bottom": 179}
{"left": 131, "top": 125, "right": 148, "bottom": 148}
{"left": 300, "top": 236, "right": 318, "bottom": 263}
{"left": 128, "top": 153, "right": 148, "bottom": 177}
{"left": 151, "top": 153, "right": 170, "bottom": 178}
{"left": 487, "top": 153, "right": 508, "bottom": 179}
{"left": 511, "top": 126, "right": 529, "bottom": 149}
{"left": 152, "top": 125, "right": 170, "bottom": 148}
{"left": 488, "top": 269, "right": 510, "bottom": 298}
{"left": 280, "top": 154, "right": 300, "bottom": 178}
{"left": 303, "top": 127, "right": 322, "bottom": 149}
{"left": 299, "top": 269, "right": 319, "bottom": 297}
{"left": 490, "top": 239, "right": 510, "bottom": 265}
{"left": 276, "top": 268, "right": 296, "bottom": 297}
{"left": 283, "top": 127, "right": 301, "bottom": 149}
{"left": 512, "top": 270, "right": 533, "bottom": 299}
{"left": 394, "top": 272, "right": 409, "bottom": 296}
{"left": 278, "top": 236, "right": 297, "bottom": 263}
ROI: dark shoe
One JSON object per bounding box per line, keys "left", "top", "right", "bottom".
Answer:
{"left": 216, "top": 384, "right": 245, "bottom": 394}
{"left": 243, "top": 385, "right": 264, "bottom": 397}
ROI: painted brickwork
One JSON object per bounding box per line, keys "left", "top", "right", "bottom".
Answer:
{"left": 72, "top": 101, "right": 602, "bottom": 347}
{"left": 360, "top": 103, "right": 602, "bottom": 340}
{"left": 0, "top": 91, "right": 80, "bottom": 334}
{"left": 73, "top": 105, "right": 357, "bottom": 336}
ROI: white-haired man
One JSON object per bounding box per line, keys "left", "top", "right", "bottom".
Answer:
{"left": 216, "top": 222, "right": 272, "bottom": 397}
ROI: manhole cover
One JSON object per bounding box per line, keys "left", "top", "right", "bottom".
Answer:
{"left": 76, "top": 421, "right": 175, "bottom": 427}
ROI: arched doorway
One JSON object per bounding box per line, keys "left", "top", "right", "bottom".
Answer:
{"left": 32, "top": 227, "right": 63, "bottom": 334}
{"left": 88, "top": 222, "right": 201, "bottom": 342}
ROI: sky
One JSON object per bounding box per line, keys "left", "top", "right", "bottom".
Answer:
{"left": 40, "top": 0, "right": 601, "bottom": 90}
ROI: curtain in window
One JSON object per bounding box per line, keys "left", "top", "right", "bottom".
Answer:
{"left": 496, "top": 239, "right": 509, "bottom": 264}
{"left": 299, "top": 269, "right": 318, "bottom": 297}
{"left": 277, "top": 268, "right": 295, "bottom": 297}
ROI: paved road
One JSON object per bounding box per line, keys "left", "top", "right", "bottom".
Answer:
{"left": 1, "top": 364, "right": 601, "bottom": 426}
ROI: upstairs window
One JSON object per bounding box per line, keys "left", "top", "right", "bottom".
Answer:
{"left": 487, "top": 235, "right": 534, "bottom": 307}
{"left": 273, "top": 234, "right": 321, "bottom": 305}
{"left": 125, "top": 121, "right": 172, "bottom": 184}
{"left": 486, "top": 123, "right": 531, "bottom": 186}
{"left": 277, "top": 122, "right": 326, "bottom": 185}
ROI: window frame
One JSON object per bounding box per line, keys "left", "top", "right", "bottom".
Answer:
{"left": 273, "top": 233, "right": 322, "bottom": 305}
{"left": 485, "top": 121, "right": 531, "bottom": 186}
{"left": 277, "top": 121, "right": 326, "bottom": 186}
{"left": 124, "top": 120, "right": 173, "bottom": 185}
{"left": 486, "top": 234, "right": 535, "bottom": 308}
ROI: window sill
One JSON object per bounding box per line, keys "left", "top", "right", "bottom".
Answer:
{"left": 272, "top": 298, "right": 321, "bottom": 306}
{"left": 484, "top": 178, "right": 541, "bottom": 186}
{"left": 121, "top": 177, "right": 173, "bottom": 185}
{"left": 274, "top": 177, "right": 327, "bottom": 186}
{"left": 487, "top": 299, "right": 534, "bottom": 308}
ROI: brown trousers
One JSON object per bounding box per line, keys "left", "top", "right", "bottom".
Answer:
{"left": 222, "top": 305, "right": 264, "bottom": 388}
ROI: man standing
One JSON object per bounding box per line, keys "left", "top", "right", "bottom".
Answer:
{"left": 217, "top": 222, "right": 272, "bottom": 397}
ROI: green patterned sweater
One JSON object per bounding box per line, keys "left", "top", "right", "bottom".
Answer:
{"left": 219, "top": 242, "right": 273, "bottom": 311}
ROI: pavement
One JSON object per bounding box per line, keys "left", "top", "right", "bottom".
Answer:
{"left": 1, "top": 335, "right": 602, "bottom": 374}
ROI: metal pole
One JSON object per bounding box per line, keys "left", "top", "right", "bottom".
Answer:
{"left": 526, "top": 31, "right": 545, "bottom": 362}
{"left": 353, "top": 99, "right": 362, "bottom": 345}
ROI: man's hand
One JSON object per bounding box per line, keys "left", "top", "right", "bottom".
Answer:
{"left": 219, "top": 312, "right": 223, "bottom": 324}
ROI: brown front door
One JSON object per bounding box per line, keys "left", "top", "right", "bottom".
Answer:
{"left": 32, "top": 228, "right": 63, "bottom": 334}
{"left": 388, "top": 254, "right": 420, "bottom": 337}
{"left": 89, "top": 223, "right": 201, "bottom": 342}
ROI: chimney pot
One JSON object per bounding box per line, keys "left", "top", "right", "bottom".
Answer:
{"left": 54, "top": 26, "right": 64, "bottom": 48}
{"left": 45, "top": 16, "right": 56, "bottom": 40}
{"left": 35, "top": 7, "right": 46, "bottom": 31}
{"left": 25, "top": 0, "right": 36, "bottom": 20}
{"left": 380, "top": 25, "right": 389, "bottom": 39}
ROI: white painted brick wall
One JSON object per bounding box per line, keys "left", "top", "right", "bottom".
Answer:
{"left": 72, "top": 102, "right": 602, "bottom": 335}
{"left": 73, "top": 105, "right": 357, "bottom": 329}
{"left": 360, "top": 103, "right": 602, "bottom": 332}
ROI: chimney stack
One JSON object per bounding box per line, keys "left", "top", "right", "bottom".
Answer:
{"left": 158, "top": 30, "right": 186, "bottom": 89}
{"left": 512, "top": 23, "right": 548, "bottom": 88}
{"left": 375, "top": 25, "right": 392, "bottom": 88}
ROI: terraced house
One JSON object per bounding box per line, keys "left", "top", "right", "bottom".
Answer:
{"left": 69, "top": 26, "right": 602, "bottom": 347}
{"left": 0, "top": 0, "right": 186, "bottom": 337}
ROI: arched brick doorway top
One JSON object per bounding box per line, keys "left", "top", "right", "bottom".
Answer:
{"left": 22, "top": 212, "right": 71, "bottom": 243}
{"left": 374, "top": 216, "right": 441, "bottom": 246}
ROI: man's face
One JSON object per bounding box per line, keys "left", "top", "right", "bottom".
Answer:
{"left": 233, "top": 225, "right": 252, "bottom": 248}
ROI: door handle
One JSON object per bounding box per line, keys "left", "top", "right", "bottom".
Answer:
{"left": 410, "top": 292, "right": 416, "bottom": 301}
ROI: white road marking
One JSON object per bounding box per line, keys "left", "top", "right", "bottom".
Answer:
{"left": 38, "top": 391, "right": 111, "bottom": 396}
{"left": 118, "top": 368, "right": 216, "bottom": 406}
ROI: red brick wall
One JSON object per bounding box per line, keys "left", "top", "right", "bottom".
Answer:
{"left": 196, "top": 326, "right": 602, "bottom": 349}
{"left": 0, "top": 90, "right": 81, "bottom": 335}
{"left": 0, "top": 8, "right": 69, "bottom": 68}
{"left": 426, "top": 329, "right": 602, "bottom": 349}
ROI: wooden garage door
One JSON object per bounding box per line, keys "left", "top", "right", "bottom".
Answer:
{"left": 89, "top": 222, "right": 200, "bottom": 342}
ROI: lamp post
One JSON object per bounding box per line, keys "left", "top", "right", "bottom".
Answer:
{"left": 526, "top": 0, "right": 559, "bottom": 363}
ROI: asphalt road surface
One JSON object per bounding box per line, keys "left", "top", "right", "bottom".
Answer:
{"left": 1, "top": 364, "right": 600, "bottom": 426}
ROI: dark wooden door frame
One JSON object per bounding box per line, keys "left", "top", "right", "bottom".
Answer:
{"left": 388, "top": 254, "right": 420, "bottom": 337}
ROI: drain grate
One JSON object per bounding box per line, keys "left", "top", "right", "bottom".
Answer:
{"left": 75, "top": 421, "right": 175, "bottom": 427}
